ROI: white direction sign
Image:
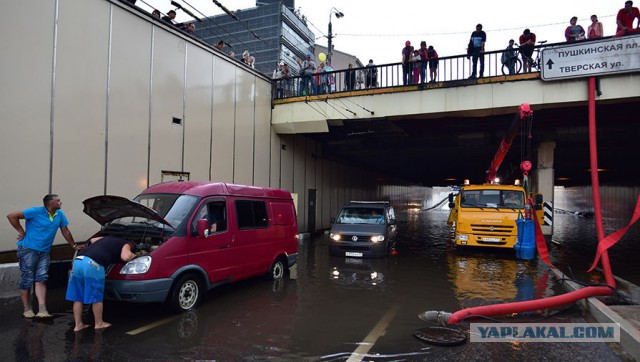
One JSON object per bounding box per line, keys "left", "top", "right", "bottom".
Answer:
{"left": 541, "top": 35, "right": 640, "bottom": 81}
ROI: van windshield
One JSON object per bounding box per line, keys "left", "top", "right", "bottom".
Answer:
{"left": 336, "top": 207, "right": 385, "bottom": 224}
{"left": 133, "top": 194, "right": 199, "bottom": 228}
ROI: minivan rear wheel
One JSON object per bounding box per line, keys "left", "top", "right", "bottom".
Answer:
{"left": 169, "top": 273, "right": 203, "bottom": 312}
{"left": 267, "top": 258, "right": 286, "bottom": 280}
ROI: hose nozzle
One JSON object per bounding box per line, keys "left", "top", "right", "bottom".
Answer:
{"left": 418, "top": 311, "right": 453, "bottom": 325}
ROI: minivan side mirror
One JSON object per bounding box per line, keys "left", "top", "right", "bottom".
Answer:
{"left": 196, "top": 219, "right": 209, "bottom": 238}
{"left": 388, "top": 219, "right": 396, "bottom": 225}
{"left": 448, "top": 193, "right": 454, "bottom": 203}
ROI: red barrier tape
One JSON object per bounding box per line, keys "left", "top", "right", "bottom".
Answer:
{"left": 531, "top": 198, "right": 553, "bottom": 268}
{"left": 588, "top": 195, "right": 640, "bottom": 272}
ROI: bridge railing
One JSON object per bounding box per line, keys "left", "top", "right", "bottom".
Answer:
{"left": 273, "top": 41, "right": 568, "bottom": 100}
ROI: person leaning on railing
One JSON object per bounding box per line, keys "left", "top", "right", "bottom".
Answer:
{"left": 615, "top": 0, "right": 640, "bottom": 37}
{"left": 519, "top": 29, "right": 536, "bottom": 73}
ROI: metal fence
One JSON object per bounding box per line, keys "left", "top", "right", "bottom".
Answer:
{"left": 273, "top": 41, "right": 568, "bottom": 100}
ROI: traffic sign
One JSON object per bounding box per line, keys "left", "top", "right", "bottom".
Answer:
{"left": 541, "top": 35, "right": 640, "bottom": 81}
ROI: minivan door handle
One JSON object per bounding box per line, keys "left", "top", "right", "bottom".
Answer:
{"left": 218, "top": 245, "right": 230, "bottom": 249}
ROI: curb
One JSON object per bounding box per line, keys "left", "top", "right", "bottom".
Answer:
{"left": 551, "top": 267, "right": 640, "bottom": 360}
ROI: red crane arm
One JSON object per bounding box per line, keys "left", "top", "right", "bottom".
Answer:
{"left": 485, "top": 103, "right": 533, "bottom": 184}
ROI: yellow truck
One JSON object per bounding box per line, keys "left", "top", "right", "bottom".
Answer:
{"left": 447, "top": 184, "right": 542, "bottom": 249}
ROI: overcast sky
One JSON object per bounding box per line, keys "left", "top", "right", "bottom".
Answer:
{"left": 138, "top": 0, "right": 622, "bottom": 66}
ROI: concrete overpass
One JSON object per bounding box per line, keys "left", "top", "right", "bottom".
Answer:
{"left": 272, "top": 71, "right": 640, "bottom": 187}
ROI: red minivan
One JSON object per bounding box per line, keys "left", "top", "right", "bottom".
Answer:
{"left": 82, "top": 181, "right": 298, "bottom": 312}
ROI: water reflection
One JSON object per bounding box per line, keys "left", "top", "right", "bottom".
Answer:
{"left": 67, "top": 327, "right": 104, "bottom": 361}
{"left": 446, "top": 252, "right": 556, "bottom": 308}
{"left": 329, "top": 257, "right": 387, "bottom": 289}
{"left": 14, "top": 322, "right": 45, "bottom": 361}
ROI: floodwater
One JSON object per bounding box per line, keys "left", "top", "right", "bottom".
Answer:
{"left": 0, "top": 209, "right": 635, "bottom": 361}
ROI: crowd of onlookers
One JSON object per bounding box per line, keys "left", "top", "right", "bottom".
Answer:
{"left": 496, "top": 1, "right": 640, "bottom": 78}
{"left": 275, "top": 1, "right": 639, "bottom": 96}
{"left": 120, "top": 0, "right": 639, "bottom": 97}
{"left": 271, "top": 54, "right": 383, "bottom": 97}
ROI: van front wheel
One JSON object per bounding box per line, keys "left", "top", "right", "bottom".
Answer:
{"left": 169, "top": 273, "right": 203, "bottom": 312}
{"left": 267, "top": 258, "right": 286, "bottom": 280}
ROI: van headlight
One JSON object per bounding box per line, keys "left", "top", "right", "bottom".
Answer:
{"left": 120, "top": 255, "right": 151, "bottom": 274}
{"left": 457, "top": 235, "right": 469, "bottom": 241}
{"left": 370, "top": 235, "right": 385, "bottom": 242}
{"left": 330, "top": 233, "right": 341, "bottom": 241}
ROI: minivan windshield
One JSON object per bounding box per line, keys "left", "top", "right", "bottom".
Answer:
{"left": 133, "top": 194, "right": 199, "bottom": 228}
{"left": 336, "top": 207, "right": 385, "bottom": 224}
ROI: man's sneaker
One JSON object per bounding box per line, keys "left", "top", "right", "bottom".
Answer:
{"left": 36, "top": 311, "right": 53, "bottom": 318}
{"left": 23, "top": 310, "right": 35, "bottom": 318}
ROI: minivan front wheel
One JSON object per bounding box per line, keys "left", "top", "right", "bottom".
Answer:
{"left": 267, "top": 258, "right": 286, "bottom": 280}
{"left": 169, "top": 273, "right": 203, "bottom": 312}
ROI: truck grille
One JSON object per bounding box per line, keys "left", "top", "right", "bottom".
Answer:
{"left": 470, "top": 224, "right": 514, "bottom": 235}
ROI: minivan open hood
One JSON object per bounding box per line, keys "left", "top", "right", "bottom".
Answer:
{"left": 82, "top": 195, "right": 173, "bottom": 227}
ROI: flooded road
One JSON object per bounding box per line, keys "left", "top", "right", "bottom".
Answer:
{"left": 0, "top": 209, "right": 635, "bottom": 361}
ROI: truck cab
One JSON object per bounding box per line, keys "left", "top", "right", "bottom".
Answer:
{"left": 447, "top": 184, "right": 526, "bottom": 249}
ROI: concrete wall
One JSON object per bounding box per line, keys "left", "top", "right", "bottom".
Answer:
{"left": 0, "top": 0, "right": 382, "bottom": 252}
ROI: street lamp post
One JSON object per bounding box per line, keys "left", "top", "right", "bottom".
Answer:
{"left": 327, "top": 7, "right": 344, "bottom": 64}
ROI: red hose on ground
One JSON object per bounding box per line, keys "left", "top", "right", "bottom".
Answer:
{"left": 447, "top": 286, "right": 612, "bottom": 324}
{"left": 447, "top": 77, "right": 619, "bottom": 324}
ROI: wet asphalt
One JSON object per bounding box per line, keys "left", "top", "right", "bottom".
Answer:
{"left": 0, "top": 210, "right": 635, "bottom": 361}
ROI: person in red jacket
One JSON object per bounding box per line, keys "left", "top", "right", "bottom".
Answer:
{"left": 615, "top": 1, "right": 640, "bottom": 37}
{"left": 519, "top": 29, "right": 536, "bottom": 73}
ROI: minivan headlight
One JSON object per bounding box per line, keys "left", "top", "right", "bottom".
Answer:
{"left": 370, "top": 235, "right": 385, "bottom": 242}
{"left": 120, "top": 255, "right": 151, "bottom": 274}
{"left": 330, "top": 233, "right": 341, "bottom": 241}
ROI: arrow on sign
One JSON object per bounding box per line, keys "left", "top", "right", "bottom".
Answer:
{"left": 546, "top": 59, "right": 555, "bottom": 70}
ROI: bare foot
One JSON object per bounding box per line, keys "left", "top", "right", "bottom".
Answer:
{"left": 74, "top": 324, "right": 91, "bottom": 332}
{"left": 94, "top": 322, "right": 112, "bottom": 330}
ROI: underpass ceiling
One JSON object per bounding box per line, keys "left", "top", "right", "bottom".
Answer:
{"left": 304, "top": 100, "right": 640, "bottom": 187}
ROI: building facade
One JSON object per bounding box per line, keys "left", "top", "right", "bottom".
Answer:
{"left": 193, "top": 0, "right": 315, "bottom": 75}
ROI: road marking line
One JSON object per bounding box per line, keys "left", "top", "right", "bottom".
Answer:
{"left": 346, "top": 304, "right": 400, "bottom": 362}
{"left": 126, "top": 315, "right": 180, "bottom": 335}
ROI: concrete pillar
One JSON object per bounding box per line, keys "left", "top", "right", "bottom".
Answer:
{"left": 533, "top": 142, "right": 555, "bottom": 235}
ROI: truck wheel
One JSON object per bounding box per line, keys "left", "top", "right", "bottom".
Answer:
{"left": 169, "top": 273, "right": 203, "bottom": 312}
{"left": 267, "top": 257, "right": 286, "bottom": 280}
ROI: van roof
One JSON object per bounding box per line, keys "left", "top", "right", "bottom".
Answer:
{"left": 348, "top": 201, "right": 390, "bottom": 205}
{"left": 141, "top": 181, "right": 292, "bottom": 199}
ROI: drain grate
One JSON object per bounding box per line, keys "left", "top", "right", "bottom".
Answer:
{"left": 413, "top": 327, "right": 467, "bottom": 346}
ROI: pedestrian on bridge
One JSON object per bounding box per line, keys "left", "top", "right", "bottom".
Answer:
{"left": 468, "top": 24, "right": 486, "bottom": 79}
{"left": 519, "top": 29, "right": 536, "bottom": 73}
{"left": 615, "top": 1, "right": 640, "bottom": 37}
{"left": 565, "top": 16, "right": 586, "bottom": 42}
{"left": 401, "top": 41, "right": 414, "bottom": 85}
{"left": 588, "top": 15, "right": 604, "bottom": 38}
{"left": 427, "top": 45, "right": 439, "bottom": 83}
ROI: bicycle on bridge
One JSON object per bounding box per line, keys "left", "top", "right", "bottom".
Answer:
{"left": 501, "top": 40, "right": 547, "bottom": 76}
